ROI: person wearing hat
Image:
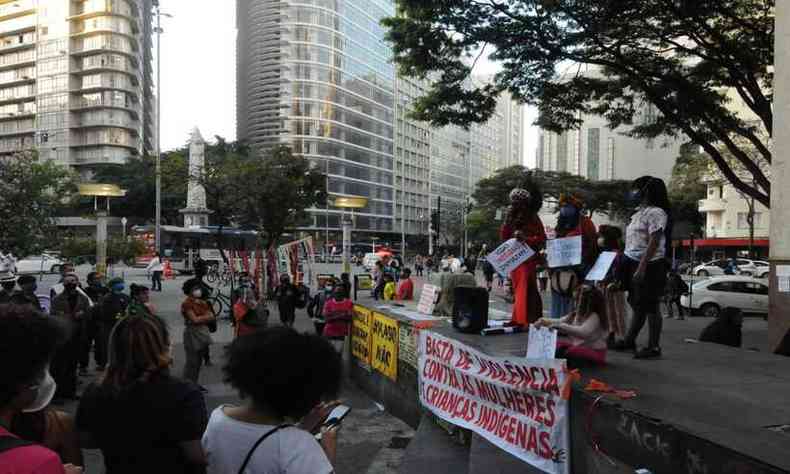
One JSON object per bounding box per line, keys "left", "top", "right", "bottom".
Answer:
{"left": 500, "top": 187, "right": 547, "bottom": 326}
{"left": 51, "top": 272, "right": 91, "bottom": 401}
{"left": 50, "top": 263, "right": 93, "bottom": 307}
{"left": 11, "top": 275, "right": 43, "bottom": 312}
{"left": 0, "top": 271, "right": 17, "bottom": 304}
{"left": 94, "top": 277, "right": 129, "bottom": 371}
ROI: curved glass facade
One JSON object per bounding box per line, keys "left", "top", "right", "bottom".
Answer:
{"left": 237, "top": 0, "right": 396, "bottom": 233}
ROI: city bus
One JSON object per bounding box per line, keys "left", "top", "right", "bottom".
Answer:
{"left": 130, "top": 225, "right": 259, "bottom": 274}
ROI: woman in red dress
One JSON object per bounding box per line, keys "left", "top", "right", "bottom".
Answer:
{"left": 500, "top": 188, "right": 547, "bottom": 326}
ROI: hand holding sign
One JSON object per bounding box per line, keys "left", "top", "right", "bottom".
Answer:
{"left": 546, "top": 235, "right": 582, "bottom": 268}
{"left": 527, "top": 325, "right": 558, "bottom": 360}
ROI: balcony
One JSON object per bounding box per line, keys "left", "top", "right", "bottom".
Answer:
{"left": 72, "top": 97, "right": 140, "bottom": 117}
{"left": 73, "top": 115, "right": 139, "bottom": 132}
{"left": 698, "top": 198, "right": 727, "bottom": 213}
{"left": 69, "top": 1, "right": 136, "bottom": 22}
{"left": 71, "top": 37, "right": 137, "bottom": 57}
{"left": 0, "top": 1, "right": 35, "bottom": 22}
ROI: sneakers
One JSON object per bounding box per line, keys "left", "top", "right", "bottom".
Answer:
{"left": 634, "top": 347, "right": 662, "bottom": 359}
{"left": 612, "top": 340, "right": 636, "bottom": 352}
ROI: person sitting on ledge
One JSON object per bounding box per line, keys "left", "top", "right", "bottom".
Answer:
{"left": 698, "top": 307, "right": 742, "bottom": 348}
{"left": 536, "top": 284, "right": 608, "bottom": 366}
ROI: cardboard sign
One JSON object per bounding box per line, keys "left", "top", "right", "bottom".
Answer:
{"left": 487, "top": 238, "right": 536, "bottom": 276}
{"left": 399, "top": 324, "right": 419, "bottom": 369}
{"left": 371, "top": 312, "right": 399, "bottom": 381}
{"left": 351, "top": 306, "right": 373, "bottom": 367}
{"left": 527, "top": 326, "right": 558, "bottom": 360}
{"left": 417, "top": 284, "right": 439, "bottom": 315}
{"left": 546, "top": 235, "right": 582, "bottom": 268}
{"left": 419, "top": 332, "right": 569, "bottom": 473}
{"left": 585, "top": 251, "right": 618, "bottom": 282}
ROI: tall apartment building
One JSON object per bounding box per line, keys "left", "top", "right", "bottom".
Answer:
{"left": 0, "top": 0, "right": 154, "bottom": 176}
{"left": 237, "top": 0, "right": 524, "bottom": 239}
{"left": 536, "top": 107, "right": 682, "bottom": 184}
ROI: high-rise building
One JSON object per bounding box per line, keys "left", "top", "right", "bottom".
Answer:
{"left": 237, "top": 0, "right": 524, "bottom": 241}
{"left": 0, "top": 0, "right": 155, "bottom": 176}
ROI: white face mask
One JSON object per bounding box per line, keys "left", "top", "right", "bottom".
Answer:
{"left": 23, "top": 367, "right": 57, "bottom": 413}
{"left": 192, "top": 289, "right": 202, "bottom": 298}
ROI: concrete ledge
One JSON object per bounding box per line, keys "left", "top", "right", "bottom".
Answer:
{"left": 397, "top": 415, "right": 470, "bottom": 474}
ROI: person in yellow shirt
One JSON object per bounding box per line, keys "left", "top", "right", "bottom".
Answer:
{"left": 382, "top": 274, "right": 396, "bottom": 301}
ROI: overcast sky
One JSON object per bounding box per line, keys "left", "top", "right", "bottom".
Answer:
{"left": 157, "top": 2, "right": 538, "bottom": 166}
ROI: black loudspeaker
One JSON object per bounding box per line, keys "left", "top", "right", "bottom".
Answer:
{"left": 452, "top": 287, "right": 489, "bottom": 334}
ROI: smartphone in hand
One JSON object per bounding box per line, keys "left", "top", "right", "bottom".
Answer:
{"left": 315, "top": 404, "right": 351, "bottom": 440}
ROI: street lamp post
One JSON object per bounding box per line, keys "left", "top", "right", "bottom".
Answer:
{"left": 331, "top": 196, "right": 368, "bottom": 274}
{"left": 153, "top": 5, "right": 172, "bottom": 254}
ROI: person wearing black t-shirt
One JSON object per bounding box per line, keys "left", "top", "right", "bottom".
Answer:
{"left": 76, "top": 314, "right": 208, "bottom": 473}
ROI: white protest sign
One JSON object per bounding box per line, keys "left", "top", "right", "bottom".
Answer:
{"left": 527, "top": 326, "right": 558, "bottom": 360}
{"left": 417, "top": 284, "right": 439, "bottom": 315}
{"left": 585, "top": 251, "right": 618, "bottom": 282}
{"left": 546, "top": 236, "right": 582, "bottom": 269}
{"left": 486, "top": 238, "right": 536, "bottom": 276}
{"left": 419, "top": 331, "right": 569, "bottom": 473}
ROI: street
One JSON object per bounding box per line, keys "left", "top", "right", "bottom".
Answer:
{"left": 37, "top": 264, "right": 414, "bottom": 474}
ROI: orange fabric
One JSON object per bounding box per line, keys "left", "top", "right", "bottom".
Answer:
{"left": 561, "top": 368, "right": 582, "bottom": 401}
{"left": 584, "top": 378, "right": 637, "bottom": 400}
{"left": 502, "top": 215, "right": 547, "bottom": 326}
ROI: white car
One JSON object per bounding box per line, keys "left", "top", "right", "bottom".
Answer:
{"left": 14, "top": 254, "right": 65, "bottom": 274}
{"left": 692, "top": 259, "right": 769, "bottom": 277}
{"left": 680, "top": 276, "right": 769, "bottom": 317}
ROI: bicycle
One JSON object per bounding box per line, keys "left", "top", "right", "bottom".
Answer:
{"left": 206, "top": 286, "right": 233, "bottom": 320}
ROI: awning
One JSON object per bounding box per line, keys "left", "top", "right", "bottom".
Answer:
{"left": 678, "top": 238, "right": 769, "bottom": 248}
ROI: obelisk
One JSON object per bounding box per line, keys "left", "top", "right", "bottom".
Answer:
{"left": 180, "top": 127, "right": 213, "bottom": 228}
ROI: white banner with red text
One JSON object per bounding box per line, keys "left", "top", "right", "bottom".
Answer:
{"left": 418, "top": 331, "right": 569, "bottom": 474}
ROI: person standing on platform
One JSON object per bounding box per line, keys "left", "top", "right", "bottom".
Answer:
{"left": 80, "top": 272, "right": 107, "bottom": 376}
{"left": 50, "top": 273, "right": 91, "bottom": 402}
{"left": 500, "top": 188, "right": 546, "bottom": 326}
{"left": 146, "top": 252, "right": 164, "bottom": 292}
{"left": 596, "top": 225, "right": 628, "bottom": 348}
{"left": 549, "top": 195, "right": 599, "bottom": 318}
{"left": 614, "top": 176, "right": 673, "bottom": 359}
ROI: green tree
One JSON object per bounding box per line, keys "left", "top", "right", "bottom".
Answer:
{"left": 201, "top": 145, "right": 327, "bottom": 248}
{"left": 384, "top": 0, "right": 773, "bottom": 207}
{"left": 668, "top": 144, "right": 709, "bottom": 234}
{"left": 0, "top": 153, "right": 76, "bottom": 255}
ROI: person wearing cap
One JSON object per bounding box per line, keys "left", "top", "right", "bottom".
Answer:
{"left": 0, "top": 271, "right": 17, "bottom": 304}
{"left": 11, "top": 275, "right": 43, "bottom": 312}
{"left": 51, "top": 272, "right": 91, "bottom": 401}
{"left": 94, "top": 277, "right": 129, "bottom": 372}
{"left": 50, "top": 263, "right": 92, "bottom": 307}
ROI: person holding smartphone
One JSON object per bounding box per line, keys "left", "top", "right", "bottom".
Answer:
{"left": 202, "top": 327, "right": 343, "bottom": 474}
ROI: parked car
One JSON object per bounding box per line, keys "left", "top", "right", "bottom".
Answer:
{"left": 680, "top": 275, "right": 769, "bottom": 318}
{"left": 362, "top": 253, "right": 381, "bottom": 271}
{"left": 692, "top": 259, "right": 769, "bottom": 277}
{"left": 14, "top": 254, "right": 65, "bottom": 274}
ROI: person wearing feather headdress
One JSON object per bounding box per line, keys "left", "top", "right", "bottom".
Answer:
{"left": 549, "top": 194, "right": 599, "bottom": 318}
{"left": 500, "top": 188, "right": 546, "bottom": 326}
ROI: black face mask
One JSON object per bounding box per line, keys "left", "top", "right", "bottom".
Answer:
{"left": 64, "top": 283, "right": 78, "bottom": 292}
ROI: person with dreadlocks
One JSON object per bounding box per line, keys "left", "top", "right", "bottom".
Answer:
{"left": 500, "top": 187, "right": 546, "bottom": 326}
{"left": 549, "top": 194, "right": 599, "bottom": 318}
{"left": 75, "top": 315, "right": 208, "bottom": 473}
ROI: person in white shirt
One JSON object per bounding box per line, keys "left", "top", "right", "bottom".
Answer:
{"left": 146, "top": 252, "right": 164, "bottom": 292}
{"left": 613, "top": 176, "right": 673, "bottom": 359}
{"left": 202, "top": 327, "right": 342, "bottom": 474}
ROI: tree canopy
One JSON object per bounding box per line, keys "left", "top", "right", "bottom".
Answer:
{"left": 384, "top": 0, "right": 774, "bottom": 207}
{"left": 0, "top": 153, "right": 76, "bottom": 256}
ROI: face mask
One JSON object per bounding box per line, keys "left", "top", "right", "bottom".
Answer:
{"left": 192, "top": 289, "right": 202, "bottom": 298}
{"left": 325, "top": 285, "right": 334, "bottom": 293}
{"left": 23, "top": 367, "right": 56, "bottom": 413}
{"left": 64, "top": 283, "right": 77, "bottom": 292}
{"left": 112, "top": 284, "right": 125, "bottom": 294}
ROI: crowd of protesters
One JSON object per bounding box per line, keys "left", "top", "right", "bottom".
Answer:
{"left": 0, "top": 257, "right": 346, "bottom": 474}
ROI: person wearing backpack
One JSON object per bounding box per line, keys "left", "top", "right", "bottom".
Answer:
{"left": 0, "top": 305, "right": 83, "bottom": 474}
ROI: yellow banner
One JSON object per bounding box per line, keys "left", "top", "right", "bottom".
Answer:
{"left": 371, "top": 312, "right": 399, "bottom": 381}
{"left": 352, "top": 306, "right": 373, "bottom": 366}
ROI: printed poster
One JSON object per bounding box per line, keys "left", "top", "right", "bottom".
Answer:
{"left": 546, "top": 236, "right": 582, "bottom": 269}
{"left": 487, "top": 238, "right": 536, "bottom": 276}
{"left": 419, "top": 331, "right": 569, "bottom": 474}
{"left": 352, "top": 306, "right": 373, "bottom": 368}
{"left": 527, "top": 326, "right": 558, "bottom": 360}
{"left": 371, "top": 312, "right": 399, "bottom": 381}
{"left": 585, "top": 251, "right": 618, "bottom": 282}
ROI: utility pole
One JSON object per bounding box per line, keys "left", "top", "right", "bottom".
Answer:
{"left": 153, "top": 5, "right": 172, "bottom": 254}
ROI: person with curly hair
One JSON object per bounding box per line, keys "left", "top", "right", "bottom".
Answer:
{"left": 500, "top": 187, "right": 547, "bottom": 326}
{"left": 75, "top": 314, "right": 208, "bottom": 473}
{"left": 202, "top": 327, "right": 343, "bottom": 474}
